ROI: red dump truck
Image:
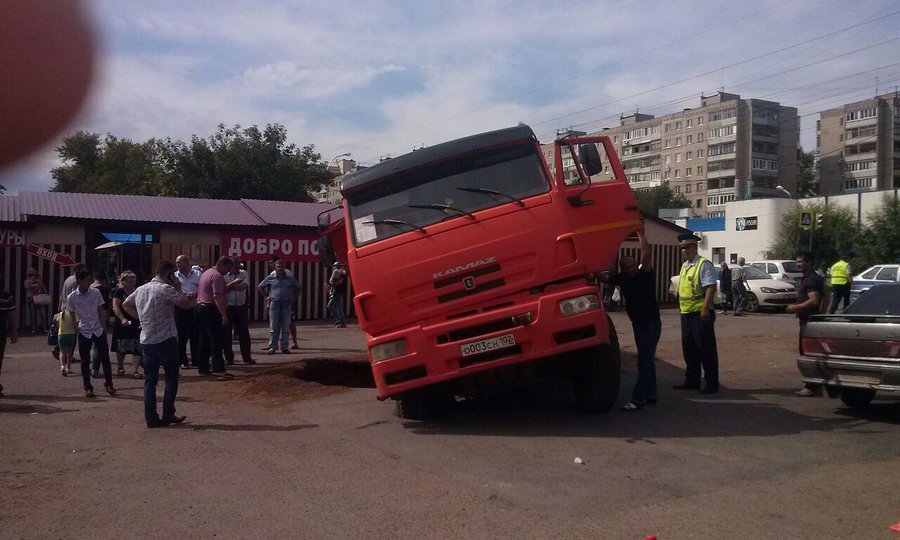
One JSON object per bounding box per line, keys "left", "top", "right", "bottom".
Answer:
{"left": 318, "top": 125, "right": 641, "bottom": 418}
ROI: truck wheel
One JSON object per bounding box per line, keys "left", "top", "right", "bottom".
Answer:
{"left": 839, "top": 388, "right": 876, "bottom": 409}
{"left": 573, "top": 316, "right": 621, "bottom": 413}
{"left": 744, "top": 293, "right": 759, "bottom": 312}
{"left": 393, "top": 387, "right": 453, "bottom": 420}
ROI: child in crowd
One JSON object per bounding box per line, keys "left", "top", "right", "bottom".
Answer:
{"left": 55, "top": 309, "right": 77, "bottom": 376}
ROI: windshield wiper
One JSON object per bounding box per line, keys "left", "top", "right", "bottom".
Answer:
{"left": 408, "top": 203, "right": 476, "bottom": 219}
{"left": 363, "top": 219, "right": 426, "bottom": 233}
{"left": 456, "top": 187, "right": 524, "bottom": 207}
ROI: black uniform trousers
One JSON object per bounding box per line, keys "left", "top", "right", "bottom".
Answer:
{"left": 680, "top": 310, "right": 719, "bottom": 390}
{"left": 175, "top": 305, "right": 198, "bottom": 367}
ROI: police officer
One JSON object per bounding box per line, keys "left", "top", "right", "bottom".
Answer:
{"left": 674, "top": 233, "right": 720, "bottom": 394}
{"left": 827, "top": 253, "right": 852, "bottom": 314}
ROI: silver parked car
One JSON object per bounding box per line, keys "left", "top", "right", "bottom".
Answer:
{"left": 850, "top": 264, "right": 900, "bottom": 302}
{"left": 669, "top": 264, "right": 798, "bottom": 312}
{"left": 797, "top": 282, "right": 900, "bottom": 408}
{"left": 747, "top": 260, "right": 803, "bottom": 285}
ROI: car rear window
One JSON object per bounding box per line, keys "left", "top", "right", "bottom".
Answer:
{"left": 846, "top": 283, "right": 900, "bottom": 314}
{"left": 782, "top": 261, "right": 799, "bottom": 272}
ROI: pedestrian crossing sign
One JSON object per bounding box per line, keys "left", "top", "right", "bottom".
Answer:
{"left": 799, "top": 211, "right": 812, "bottom": 230}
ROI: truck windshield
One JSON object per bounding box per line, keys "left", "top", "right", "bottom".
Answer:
{"left": 346, "top": 142, "right": 550, "bottom": 246}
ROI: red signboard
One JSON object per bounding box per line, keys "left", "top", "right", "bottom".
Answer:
{"left": 26, "top": 244, "right": 77, "bottom": 266}
{"left": 222, "top": 232, "right": 321, "bottom": 262}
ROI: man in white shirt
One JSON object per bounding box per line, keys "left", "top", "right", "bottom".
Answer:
{"left": 67, "top": 268, "right": 116, "bottom": 398}
{"left": 174, "top": 255, "right": 202, "bottom": 369}
{"left": 730, "top": 257, "right": 747, "bottom": 316}
{"left": 124, "top": 260, "right": 195, "bottom": 428}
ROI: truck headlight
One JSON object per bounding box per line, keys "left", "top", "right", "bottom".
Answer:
{"left": 559, "top": 294, "right": 599, "bottom": 317}
{"left": 370, "top": 339, "right": 408, "bottom": 362}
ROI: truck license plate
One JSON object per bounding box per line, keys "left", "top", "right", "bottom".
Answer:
{"left": 460, "top": 334, "right": 516, "bottom": 358}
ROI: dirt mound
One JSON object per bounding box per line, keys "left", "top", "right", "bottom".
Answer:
{"left": 230, "top": 355, "right": 374, "bottom": 407}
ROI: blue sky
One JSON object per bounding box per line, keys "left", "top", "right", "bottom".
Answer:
{"left": 3, "top": 0, "right": 899, "bottom": 193}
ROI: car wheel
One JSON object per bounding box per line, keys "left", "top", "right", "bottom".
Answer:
{"left": 744, "top": 292, "right": 759, "bottom": 312}
{"left": 839, "top": 388, "right": 876, "bottom": 409}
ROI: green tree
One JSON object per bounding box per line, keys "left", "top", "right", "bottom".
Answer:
{"left": 50, "top": 124, "right": 330, "bottom": 201}
{"left": 796, "top": 147, "right": 817, "bottom": 197}
{"left": 632, "top": 184, "right": 692, "bottom": 216}
{"left": 766, "top": 202, "right": 859, "bottom": 267}
{"left": 856, "top": 194, "right": 900, "bottom": 269}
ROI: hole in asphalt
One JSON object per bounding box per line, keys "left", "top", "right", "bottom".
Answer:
{"left": 292, "top": 357, "right": 376, "bottom": 388}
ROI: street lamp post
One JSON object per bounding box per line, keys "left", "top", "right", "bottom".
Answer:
{"left": 775, "top": 185, "right": 791, "bottom": 199}
{"left": 327, "top": 152, "right": 352, "bottom": 170}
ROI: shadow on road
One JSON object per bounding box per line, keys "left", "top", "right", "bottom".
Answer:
{"left": 185, "top": 423, "right": 319, "bottom": 432}
{"left": 398, "top": 353, "right": 900, "bottom": 438}
{"left": 0, "top": 402, "right": 79, "bottom": 415}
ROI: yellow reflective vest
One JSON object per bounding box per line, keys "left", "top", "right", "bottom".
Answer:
{"left": 678, "top": 255, "right": 710, "bottom": 313}
{"left": 830, "top": 260, "right": 849, "bottom": 285}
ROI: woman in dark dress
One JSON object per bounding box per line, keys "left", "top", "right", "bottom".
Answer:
{"left": 110, "top": 271, "right": 141, "bottom": 378}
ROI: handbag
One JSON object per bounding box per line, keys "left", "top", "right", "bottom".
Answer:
{"left": 47, "top": 322, "right": 58, "bottom": 346}
{"left": 33, "top": 293, "right": 52, "bottom": 306}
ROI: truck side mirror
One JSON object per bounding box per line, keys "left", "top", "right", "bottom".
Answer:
{"left": 578, "top": 144, "right": 602, "bottom": 176}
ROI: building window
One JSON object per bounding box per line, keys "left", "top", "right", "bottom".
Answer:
{"left": 665, "top": 123, "right": 672, "bottom": 133}
{"left": 698, "top": 165, "right": 704, "bottom": 175}
{"left": 698, "top": 132, "right": 704, "bottom": 142}
{"left": 696, "top": 199, "right": 702, "bottom": 208}
{"left": 665, "top": 155, "right": 671, "bottom": 165}
{"left": 675, "top": 185, "right": 681, "bottom": 193}
{"left": 676, "top": 153, "right": 682, "bottom": 163}
{"left": 687, "top": 118, "right": 693, "bottom": 128}
{"left": 664, "top": 170, "right": 670, "bottom": 180}
{"left": 844, "top": 160, "right": 876, "bottom": 172}
{"left": 675, "top": 169, "right": 681, "bottom": 178}
{"left": 686, "top": 167, "right": 692, "bottom": 177}
{"left": 846, "top": 107, "right": 877, "bottom": 121}
{"left": 613, "top": 135, "right": 618, "bottom": 143}
{"left": 687, "top": 135, "right": 693, "bottom": 144}
{"left": 707, "top": 193, "right": 736, "bottom": 206}
{"left": 843, "top": 177, "right": 874, "bottom": 190}
{"left": 686, "top": 184, "right": 692, "bottom": 193}
{"left": 698, "top": 116, "right": 704, "bottom": 125}
{"left": 676, "top": 121, "right": 682, "bottom": 130}
{"left": 697, "top": 148, "right": 704, "bottom": 157}
{"left": 665, "top": 139, "right": 671, "bottom": 149}
{"left": 676, "top": 137, "right": 682, "bottom": 146}
{"left": 696, "top": 182, "right": 703, "bottom": 191}
{"left": 686, "top": 151, "right": 692, "bottom": 160}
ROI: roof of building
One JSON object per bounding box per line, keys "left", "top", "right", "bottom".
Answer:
{"left": 242, "top": 198, "right": 331, "bottom": 227}
{"left": 1, "top": 191, "right": 330, "bottom": 228}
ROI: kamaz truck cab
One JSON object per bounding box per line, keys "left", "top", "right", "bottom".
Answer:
{"left": 318, "top": 125, "right": 641, "bottom": 418}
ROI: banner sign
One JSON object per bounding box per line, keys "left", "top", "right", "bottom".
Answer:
{"left": 26, "top": 244, "right": 77, "bottom": 266}
{"left": 0, "top": 229, "right": 25, "bottom": 247}
{"left": 222, "top": 231, "right": 321, "bottom": 262}
{"left": 735, "top": 216, "right": 758, "bottom": 231}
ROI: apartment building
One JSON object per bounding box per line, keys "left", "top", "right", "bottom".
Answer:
{"left": 816, "top": 92, "right": 900, "bottom": 195}
{"left": 315, "top": 158, "right": 358, "bottom": 205}
{"left": 545, "top": 92, "right": 799, "bottom": 217}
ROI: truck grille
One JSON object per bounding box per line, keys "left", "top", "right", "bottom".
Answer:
{"left": 435, "top": 316, "right": 522, "bottom": 344}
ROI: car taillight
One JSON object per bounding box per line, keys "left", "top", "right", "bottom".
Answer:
{"left": 801, "top": 337, "right": 836, "bottom": 355}
{"left": 884, "top": 341, "right": 900, "bottom": 358}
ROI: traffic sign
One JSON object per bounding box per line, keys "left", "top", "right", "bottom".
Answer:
{"left": 799, "top": 211, "right": 812, "bottom": 230}
{"left": 26, "top": 244, "right": 77, "bottom": 266}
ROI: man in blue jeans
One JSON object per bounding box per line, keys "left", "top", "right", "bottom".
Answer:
{"left": 258, "top": 259, "right": 299, "bottom": 354}
{"left": 124, "top": 261, "right": 196, "bottom": 428}
{"left": 599, "top": 229, "right": 661, "bottom": 411}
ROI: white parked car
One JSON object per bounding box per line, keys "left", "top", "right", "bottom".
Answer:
{"left": 669, "top": 263, "right": 799, "bottom": 312}
{"left": 747, "top": 260, "right": 803, "bottom": 285}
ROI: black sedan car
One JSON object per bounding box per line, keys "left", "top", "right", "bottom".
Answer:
{"left": 797, "top": 282, "right": 900, "bottom": 408}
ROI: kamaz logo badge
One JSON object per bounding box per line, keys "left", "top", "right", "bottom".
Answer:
{"left": 433, "top": 256, "right": 496, "bottom": 280}
{"left": 463, "top": 277, "right": 475, "bottom": 290}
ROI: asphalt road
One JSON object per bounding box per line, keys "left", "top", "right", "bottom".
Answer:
{"left": 2, "top": 312, "right": 898, "bottom": 539}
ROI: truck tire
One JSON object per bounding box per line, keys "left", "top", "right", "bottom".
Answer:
{"left": 839, "top": 388, "right": 876, "bottom": 409}
{"left": 394, "top": 389, "right": 430, "bottom": 420}
{"left": 573, "top": 316, "right": 621, "bottom": 413}
{"left": 393, "top": 387, "right": 453, "bottom": 420}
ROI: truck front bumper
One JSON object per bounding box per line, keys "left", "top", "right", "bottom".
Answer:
{"left": 368, "top": 285, "right": 609, "bottom": 399}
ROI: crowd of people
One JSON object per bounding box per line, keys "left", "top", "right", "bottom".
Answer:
{"left": 0, "top": 255, "right": 351, "bottom": 426}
